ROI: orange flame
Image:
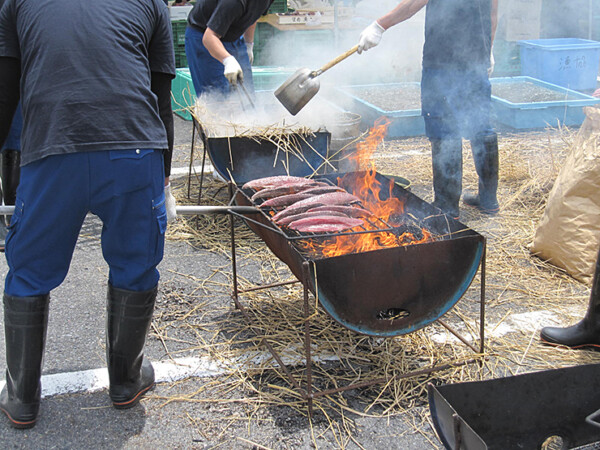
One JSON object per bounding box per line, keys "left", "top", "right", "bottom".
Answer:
{"left": 349, "top": 117, "right": 390, "bottom": 171}
{"left": 299, "top": 117, "right": 434, "bottom": 258}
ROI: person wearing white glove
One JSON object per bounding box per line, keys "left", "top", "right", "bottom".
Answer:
{"left": 357, "top": 21, "right": 385, "bottom": 54}
{"left": 357, "top": 0, "right": 427, "bottom": 55}
{"left": 246, "top": 41, "right": 254, "bottom": 65}
{"left": 488, "top": 50, "right": 495, "bottom": 77}
{"left": 358, "top": 0, "right": 499, "bottom": 219}
{"left": 185, "top": 0, "right": 272, "bottom": 96}
{"left": 164, "top": 181, "right": 177, "bottom": 222}
{"left": 222, "top": 55, "right": 243, "bottom": 85}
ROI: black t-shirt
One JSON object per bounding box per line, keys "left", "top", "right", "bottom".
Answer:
{"left": 0, "top": 0, "right": 175, "bottom": 165}
{"left": 188, "top": 0, "right": 273, "bottom": 42}
{"left": 422, "top": 0, "right": 492, "bottom": 70}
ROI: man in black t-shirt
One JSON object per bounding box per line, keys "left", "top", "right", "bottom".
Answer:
{"left": 0, "top": 0, "right": 175, "bottom": 429}
{"left": 358, "top": 0, "right": 499, "bottom": 219}
{"left": 185, "top": 0, "right": 273, "bottom": 96}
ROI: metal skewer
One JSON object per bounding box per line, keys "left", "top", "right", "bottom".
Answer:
{"left": 238, "top": 80, "right": 256, "bottom": 110}
{"left": 0, "top": 205, "right": 260, "bottom": 216}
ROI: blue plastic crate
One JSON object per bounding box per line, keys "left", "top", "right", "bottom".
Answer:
{"left": 490, "top": 76, "right": 600, "bottom": 129}
{"left": 518, "top": 38, "right": 600, "bottom": 91}
{"left": 333, "top": 83, "right": 425, "bottom": 138}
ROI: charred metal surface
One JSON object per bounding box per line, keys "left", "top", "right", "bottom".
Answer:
{"left": 235, "top": 171, "right": 485, "bottom": 337}
{"left": 428, "top": 364, "right": 600, "bottom": 449}
{"left": 311, "top": 236, "right": 482, "bottom": 336}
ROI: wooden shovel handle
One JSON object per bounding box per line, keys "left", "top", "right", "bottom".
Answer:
{"left": 316, "top": 45, "right": 359, "bottom": 76}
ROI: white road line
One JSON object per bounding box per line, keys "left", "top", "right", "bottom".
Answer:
{"left": 0, "top": 349, "right": 339, "bottom": 399}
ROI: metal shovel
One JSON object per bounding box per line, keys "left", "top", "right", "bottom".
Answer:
{"left": 275, "top": 45, "right": 359, "bottom": 116}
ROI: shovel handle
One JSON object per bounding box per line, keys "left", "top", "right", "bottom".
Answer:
{"left": 314, "top": 45, "right": 359, "bottom": 77}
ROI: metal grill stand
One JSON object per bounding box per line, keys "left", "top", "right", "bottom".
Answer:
{"left": 227, "top": 184, "right": 487, "bottom": 417}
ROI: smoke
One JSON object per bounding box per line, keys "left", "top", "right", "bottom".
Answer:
{"left": 193, "top": 82, "right": 357, "bottom": 138}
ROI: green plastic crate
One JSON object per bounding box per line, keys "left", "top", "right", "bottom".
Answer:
{"left": 171, "top": 19, "right": 187, "bottom": 46}
{"left": 175, "top": 55, "right": 187, "bottom": 69}
{"left": 268, "top": 0, "right": 288, "bottom": 14}
{"left": 171, "top": 68, "right": 195, "bottom": 120}
{"left": 174, "top": 45, "right": 187, "bottom": 68}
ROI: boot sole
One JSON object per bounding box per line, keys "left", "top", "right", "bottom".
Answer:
{"left": 112, "top": 382, "right": 155, "bottom": 410}
{"left": 0, "top": 405, "right": 37, "bottom": 429}
{"left": 540, "top": 336, "right": 600, "bottom": 350}
{"left": 463, "top": 203, "right": 499, "bottom": 215}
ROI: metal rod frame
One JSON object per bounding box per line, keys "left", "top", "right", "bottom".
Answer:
{"left": 228, "top": 185, "right": 487, "bottom": 418}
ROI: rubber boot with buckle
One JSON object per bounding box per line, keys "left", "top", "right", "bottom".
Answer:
{"left": 107, "top": 284, "right": 157, "bottom": 409}
{"left": 541, "top": 247, "right": 600, "bottom": 348}
{"left": 0, "top": 293, "right": 49, "bottom": 429}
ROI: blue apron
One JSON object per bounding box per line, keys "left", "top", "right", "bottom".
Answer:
{"left": 420, "top": 0, "right": 493, "bottom": 140}
{"left": 185, "top": 26, "right": 255, "bottom": 96}
{"left": 421, "top": 67, "right": 493, "bottom": 140}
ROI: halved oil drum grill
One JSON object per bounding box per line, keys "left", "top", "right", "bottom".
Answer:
{"left": 226, "top": 171, "right": 487, "bottom": 415}
{"left": 233, "top": 171, "right": 485, "bottom": 337}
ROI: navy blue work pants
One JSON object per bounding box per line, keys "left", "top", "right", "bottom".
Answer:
{"left": 4, "top": 149, "right": 167, "bottom": 297}
{"left": 184, "top": 26, "right": 254, "bottom": 97}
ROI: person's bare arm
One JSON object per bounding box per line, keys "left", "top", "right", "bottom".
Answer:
{"left": 491, "top": 0, "right": 498, "bottom": 44}
{"left": 202, "top": 27, "right": 230, "bottom": 62}
{"left": 244, "top": 23, "right": 256, "bottom": 43}
{"left": 376, "top": 0, "right": 428, "bottom": 30}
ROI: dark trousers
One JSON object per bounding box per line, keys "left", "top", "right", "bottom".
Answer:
{"left": 4, "top": 150, "right": 166, "bottom": 296}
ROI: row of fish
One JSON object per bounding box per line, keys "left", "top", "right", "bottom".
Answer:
{"left": 242, "top": 175, "right": 370, "bottom": 233}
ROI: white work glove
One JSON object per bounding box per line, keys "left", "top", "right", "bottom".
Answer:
{"left": 165, "top": 183, "right": 177, "bottom": 222}
{"left": 246, "top": 42, "right": 254, "bottom": 65}
{"left": 488, "top": 49, "right": 495, "bottom": 77}
{"left": 357, "top": 21, "right": 385, "bottom": 54}
{"left": 223, "top": 55, "right": 243, "bottom": 85}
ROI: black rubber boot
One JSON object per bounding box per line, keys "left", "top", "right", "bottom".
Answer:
{"left": 107, "top": 284, "right": 157, "bottom": 409}
{"left": 463, "top": 133, "right": 499, "bottom": 214}
{"left": 430, "top": 138, "right": 462, "bottom": 219}
{"left": 540, "top": 247, "right": 600, "bottom": 348}
{"left": 0, "top": 294, "right": 49, "bottom": 429}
